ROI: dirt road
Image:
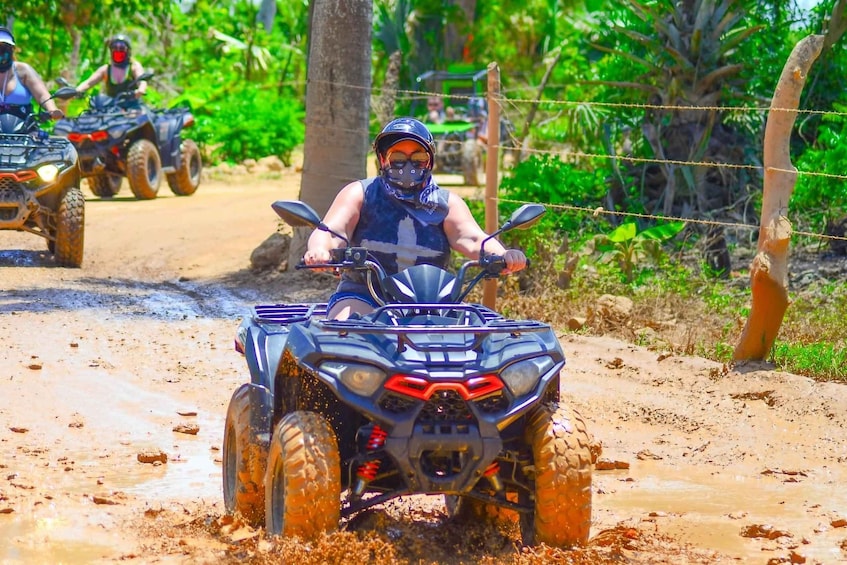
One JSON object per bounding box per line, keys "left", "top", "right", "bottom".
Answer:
{"left": 1, "top": 172, "right": 846, "bottom": 564}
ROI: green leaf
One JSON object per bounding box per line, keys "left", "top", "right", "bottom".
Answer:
{"left": 608, "top": 222, "right": 638, "bottom": 243}
{"left": 638, "top": 221, "right": 686, "bottom": 241}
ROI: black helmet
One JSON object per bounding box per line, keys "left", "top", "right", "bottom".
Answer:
{"left": 373, "top": 117, "right": 436, "bottom": 163}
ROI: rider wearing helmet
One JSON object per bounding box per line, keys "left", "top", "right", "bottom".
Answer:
{"left": 304, "top": 117, "right": 527, "bottom": 320}
{"left": 75, "top": 34, "right": 147, "bottom": 107}
{"left": 0, "top": 26, "right": 63, "bottom": 121}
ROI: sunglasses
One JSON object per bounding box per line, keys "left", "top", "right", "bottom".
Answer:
{"left": 111, "top": 43, "right": 128, "bottom": 52}
{"left": 387, "top": 150, "right": 429, "bottom": 168}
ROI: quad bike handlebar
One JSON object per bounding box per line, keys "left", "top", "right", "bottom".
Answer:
{"left": 295, "top": 247, "right": 503, "bottom": 306}
{"left": 276, "top": 199, "right": 544, "bottom": 306}
{"left": 57, "top": 72, "right": 154, "bottom": 113}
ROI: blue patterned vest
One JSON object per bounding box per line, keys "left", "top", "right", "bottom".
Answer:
{"left": 336, "top": 177, "right": 451, "bottom": 294}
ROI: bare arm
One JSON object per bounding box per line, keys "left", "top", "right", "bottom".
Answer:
{"left": 17, "top": 63, "right": 60, "bottom": 115}
{"left": 443, "top": 192, "right": 526, "bottom": 273}
{"left": 303, "top": 181, "right": 365, "bottom": 265}
{"left": 75, "top": 65, "right": 108, "bottom": 93}
{"left": 131, "top": 60, "right": 147, "bottom": 96}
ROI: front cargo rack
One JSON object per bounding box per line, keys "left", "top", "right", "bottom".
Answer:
{"left": 253, "top": 303, "right": 328, "bottom": 324}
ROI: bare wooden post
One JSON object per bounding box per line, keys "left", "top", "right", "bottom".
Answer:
{"left": 734, "top": 35, "right": 824, "bottom": 361}
{"left": 483, "top": 62, "right": 501, "bottom": 310}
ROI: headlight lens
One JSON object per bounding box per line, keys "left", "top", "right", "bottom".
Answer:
{"left": 500, "top": 356, "right": 554, "bottom": 397}
{"left": 37, "top": 164, "right": 60, "bottom": 182}
{"left": 321, "top": 361, "right": 386, "bottom": 397}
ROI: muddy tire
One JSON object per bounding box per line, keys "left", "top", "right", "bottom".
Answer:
{"left": 127, "top": 139, "right": 162, "bottom": 200}
{"left": 222, "top": 384, "right": 268, "bottom": 527}
{"left": 166, "top": 139, "right": 202, "bottom": 196}
{"left": 521, "top": 403, "right": 592, "bottom": 548}
{"left": 54, "top": 187, "right": 85, "bottom": 268}
{"left": 462, "top": 138, "right": 482, "bottom": 186}
{"left": 265, "top": 411, "right": 340, "bottom": 539}
{"left": 88, "top": 174, "right": 122, "bottom": 198}
{"left": 438, "top": 132, "right": 464, "bottom": 171}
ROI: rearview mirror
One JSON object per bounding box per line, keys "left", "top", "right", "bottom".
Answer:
{"left": 52, "top": 86, "right": 79, "bottom": 101}
{"left": 272, "top": 200, "right": 322, "bottom": 228}
{"left": 479, "top": 203, "right": 546, "bottom": 256}
{"left": 502, "top": 204, "right": 546, "bottom": 231}
{"left": 271, "top": 200, "right": 349, "bottom": 245}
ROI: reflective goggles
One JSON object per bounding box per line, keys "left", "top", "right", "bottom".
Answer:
{"left": 386, "top": 150, "right": 430, "bottom": 168}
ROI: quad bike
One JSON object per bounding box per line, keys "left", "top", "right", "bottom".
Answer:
{"left": 415, "top": 68, "right": 517, "bottom": 186}
{"left": 53, "top": 72, "right": 201, "bottom": 200}
{"left": 222, "top": 200, "right": 593, "bottom": 548}
{"left": 0, "top": 87, "right": 85, "bottom": 267}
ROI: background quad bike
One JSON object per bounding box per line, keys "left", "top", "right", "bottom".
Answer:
{"left": 0, "top": 87, "right": 85, "bottom": 267}
{"left": 413, "top": 66, "right": 516, "bottom": 186}
{"left": 53, "top": 73, "right": 202, "bottom": 200}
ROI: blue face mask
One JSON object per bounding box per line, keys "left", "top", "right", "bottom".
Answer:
{"left": 0, "top": 48, "right": 12, "bottom": 72}
{"left": 384, "top": 161, "right": 430, "bottom": 192}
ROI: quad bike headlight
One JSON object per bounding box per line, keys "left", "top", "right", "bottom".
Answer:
{"left": 500, "top": 356, "right": 555, "bottom": 397}
{"left": 321, "top": 361, "right": 386, "bottom": 396}
{"left": 37, "top": 164, "right": 60, "bottom": 182}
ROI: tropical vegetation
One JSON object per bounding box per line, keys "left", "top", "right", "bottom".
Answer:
{"left": 2, "top": 0, "right": 845, "bottom": 380}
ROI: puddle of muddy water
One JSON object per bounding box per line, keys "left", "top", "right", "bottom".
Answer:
{"left": 0, "top": 411, "right": 225, "bottom": 564}
{"left": 594, "top": 460, "right": 847, "bottom": 562}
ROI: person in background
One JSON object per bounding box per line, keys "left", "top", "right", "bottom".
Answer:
{"left": 75, "top": 34, "right": 146, "bottom": 108}
{"left": 303, "top": 117, "right": 527, "bottom": 320}
{"left": 426, "top": 96, "right": 445, "bottom": 123}
{"left": 0, "top": 26, "right": 63, "bottom": 119}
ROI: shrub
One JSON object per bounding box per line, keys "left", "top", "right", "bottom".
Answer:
{"left": 192, "top": 87, "right": 305, "bottom": 166}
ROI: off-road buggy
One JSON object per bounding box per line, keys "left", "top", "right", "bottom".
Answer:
{"left": 53, "top": 72, "right": 201, "bottom": 200}
{"left": 415, "top": 68, "right": 516, "bottom": 186}
{"left": 0, "top": 87, "right": 85, "bottom": 267}
{"left": 222, "top": 200, "right": 593, "bottom": 548}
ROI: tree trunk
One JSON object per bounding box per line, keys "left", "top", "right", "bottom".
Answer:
{"left": 733, "top": 35, "right": 824, "bottom": 362}
{"left": 444, "top": 0, "right": 476, "bottom": 61}
{"left": 288, "top": 0, "right": 373, "bottom": 266}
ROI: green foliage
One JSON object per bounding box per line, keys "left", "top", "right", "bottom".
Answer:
{"left": 192, "top": 87, "right": 305, "bottom": 165}
{"left": 792, "top": 110, "right": 847, "bottom": 231}
{"left": 499, "top": 153, "right": 608, "bottom": 232}
{"left": 770, "top": 342, "right": 847, "bottom": 382}
{"left": 580, "top": 221, "right": 686, "bottom": 283}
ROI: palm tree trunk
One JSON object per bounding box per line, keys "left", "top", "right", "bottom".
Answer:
{"left": 288, "top": 0, "right": 373, "bottom": 266}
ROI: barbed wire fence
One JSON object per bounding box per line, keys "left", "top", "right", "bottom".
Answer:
{"left": 306, "top": 77, "right": 847, "bottom": 247}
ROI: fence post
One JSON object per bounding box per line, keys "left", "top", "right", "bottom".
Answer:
{"left": 483, "top": 62, "right": 501, "bottom": 310}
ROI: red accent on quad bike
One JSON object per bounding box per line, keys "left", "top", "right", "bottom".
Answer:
{"left": 356, "top": 425, "right": 388, "bottom": 481}
{"left": 483, "top": 461, "right": 500, "bottom": 477}
{"left": 384, "top": 374, "right": 504, "bottom": 401}
{"left": 68, "top": 131, "right": 108, "bottom": 143}
{"left": 0, "top": 170, "right": 37, "bottom": 181}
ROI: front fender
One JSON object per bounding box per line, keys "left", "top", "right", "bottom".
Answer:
{"left": 242, "top": 323, "right": 290, "bottom": 393}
